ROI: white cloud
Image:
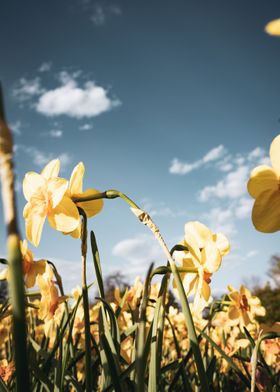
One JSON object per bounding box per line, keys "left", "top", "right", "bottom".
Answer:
{"left": 112, "top": 234, "right": 165, "bottom": 277}
{"left": 36, "top": 72, "right": 120, "bottom": 118}
{"left": 49, "top": 129, "right": 63, "bottom": 138}
{"left": 202, "top": 207, "right": 236, "bottom": 238}
{"left": 79, "top": 123, "right": 94, "bottom": 131}
{"left": 199, "top": 165, "right": 249, "bottom": 201}
{"left": 38, "top": 61, "right": 52, "bottom": 73}
{"left": 141, "top": 198, "right": 188, "bottom": 218}
{"left": 13, "top": 77, "right": 44, "bottom": 102}
{"left": 169, "top": 145, "right": 226, "bottom": 175}
{"left": 15, "top": 144, "right": 71, "bottom": 169}
{"left": 82, "top": 1, "right": 122, "bottom": 26}
{"left": 246, "top": 250, "right": 259, "bottom": 258}
{"left": 10, "top": 120, "right": 22, "bottom": 135}
{"left": 235, "top": 197, "right": 253, "bottom": 219}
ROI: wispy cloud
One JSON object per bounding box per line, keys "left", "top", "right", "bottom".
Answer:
{"left": 169, "top": 145, "right": 226, "bottom": 175}
{"left": 36, "top": 71, "right": 120, "bottom": 118}
{"left": 198, "top": 147, "right": 267, "bottom": 202}
{"left": 141, "top": 198, "right": 188, "bottom": 218}
{"left": 112, "top": 234, "right": 165, "bottom": 277}
{"left": 15, "top": 144, "right": 71, "bottom": 169}
{"left": 12, "top": 77, "right": 44, "bottom": 102}
{"left": 38, "top": 61, "right": 52, "bottom": 73}
{"left": 49, "top": 129, "right": 63, "bottom": 138}
{"left": 10, "top": 120, "right": 23, "bottom": 136}
{"left": 79, "top": 1, "right": 122, "bottom": 26}
{"left": 79, "top": 123, "right": 94, "bottom": 131}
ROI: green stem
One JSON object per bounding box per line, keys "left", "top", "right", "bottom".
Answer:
{"left": 80, "top": 209, "right": 92, "bottom": 392}
{"left": 0, "top": 83, "right": 30, "bottom": 391}
{"left": 74, "top": 189, "right": 209, "bottom": 391}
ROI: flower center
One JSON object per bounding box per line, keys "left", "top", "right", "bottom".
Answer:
{"left": 203, "top": 271, "right": 212, "bottom": 284}
{"left": 240, "top": 294, "right": 249, "bottom": 311}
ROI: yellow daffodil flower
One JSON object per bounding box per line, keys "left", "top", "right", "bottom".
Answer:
{"left": 265, "top": 19, "right": 280, "bottom": 36}
{"left": 65, "top": 162, "right": 103, "bottom": 238}
{"left": 0, "top": 240, "right": 46, "bottom": 288}
{"left": 247, "top": 135, "right": 280, "bottom": 232}
{"left": 174, "top": 221, "right": 230, "bottom": 313}
{"left": 36, "top": 263, "right": 67, "bottom": 322}
{"left": 227, "top": 285, "right": 266, "bottom": 327}
{"left": 23, "top": 159, "right": 80, "bottom": 246}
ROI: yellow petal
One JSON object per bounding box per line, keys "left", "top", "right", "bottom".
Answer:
{"left": 25, "top": 211, "right": 46, "bottom": 247}
{"left": 265, "top": 19, "right": 280, "bottom": 36}
{"left": 202, "top": 242, "right": 221, "bottom": 273}
{"left": 48, "top": 196, "right": 80, "bottom": 233}
{"left": 184, "top": 231, "right": 201, "bottom": 263}
{"left": 247, "top": 165, "right": 278, "bottom": 198}
{"left": 185, "top": 221, "right": 212, "bottom": 248}
{"left": 23, "top": 172, "right": 46, "bottom": 201}
{"left": 182, "top": 273, "right": 198, "bottom": 296}
{"left": 47, "top": 178, "right": 69, "bottom": 208}
{"left": 41, "top": 159, "right": 60, "bottom": 179}
{"left": 228, "top": 305, "right": 240, "bottom": 320}
{"left": 77, "top": 188, "right": 104, "bottom": 218}
{"left": 270, "top": 134, "right": 280, "bottom": 175}
{"left": 214, "top": 233, "right": 230, "bottom": 256}
{"left": 252, "top": 189, "right": 280, "bottom": 232}
{"left": 201, "top": 280, "right": 211, "bottom": 302}
{"left": 69, "top": 162, "right": 84, "bottom": 195}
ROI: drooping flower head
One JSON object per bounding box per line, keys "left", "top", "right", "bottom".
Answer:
{"left": 174, "top": 221, "right": 230, "bottom": 313}
{"left": 247, "top": 135, "right": 280, "bottom": 232}
{"left": 23, "top": 159, "right": 80, "bottom": 246}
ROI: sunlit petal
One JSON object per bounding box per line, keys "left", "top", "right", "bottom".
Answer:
{"left": 48, "top": 178, "right": 69, "bottom": 208}
{"left": 265, "top": 19, "right": 280, "bottom": 36}
{"left": 252, "top": 189, "right": 280, "bottom": 232}
{"left": 185, "top": 221, "right": 212, "bottom": 248}
{"left": 247, "top": 165, "right": 278, "bottom": 198}
{"left": 69, "top": 162, "right": 84, "bottom": 195}
{"left": 25, "top": 212, "right": 46, "bottom": 247}
{"left": 41, "top": 159, "right": 60, "bottom": 179}
{"left": 228, "top": 305, "right": 240, "bottom": 320}
{"left": 48, "top": 196, "right": 80, "bottom": 233}
{"left": 214, "top": 233, "right": 230, "bottom": 256}
{"left": 202, "top": 242, "right": 221, "bottom": 273}
{"left": 77, "top": 188, "right": 103, "bottom": 217}
{"left": 23, "top": 172, "right": 46, "bottom": 201}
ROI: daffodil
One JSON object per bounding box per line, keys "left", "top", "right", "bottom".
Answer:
{"left": 0, "top": 240, "right": 46, "bottom": 288}
{"left": 36, "top": 263, "right": 67, "bottom": 322}
{"left": 247, "top": 135, "right": 280, "bottom": 232}
{"left": 23, "top": 159, "right": 80, "bottom": 246}
{"left": 227, "top": 285, "right": 266, "bottom": 327}
{"left": 65, "top": 162, "right": 103, "bottom": 238}
{"left": 174, "top": 221, "right": 230, "bottom": 312}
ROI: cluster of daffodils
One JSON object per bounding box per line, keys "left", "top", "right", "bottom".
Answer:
{"left": 23, "top": 159, "right": 103, "bottom": 246}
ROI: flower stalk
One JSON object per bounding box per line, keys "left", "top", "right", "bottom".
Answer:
{"left": 0, "top": 83, "right": 29, "bottom": 390}
{"left": 79, "top": 208, "right": 92, "bottom": 391}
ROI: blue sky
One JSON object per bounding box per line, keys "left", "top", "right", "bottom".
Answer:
{"left": 1, "top": 0, "right": 280, "bottom": 296}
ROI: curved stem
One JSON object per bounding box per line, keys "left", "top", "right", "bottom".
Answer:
{"left": 79, "top": 208, "right": 92, "bottom": 391}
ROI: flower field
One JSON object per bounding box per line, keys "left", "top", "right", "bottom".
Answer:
{"left": 0, "top": 87, "right": 279, "bottom": 391}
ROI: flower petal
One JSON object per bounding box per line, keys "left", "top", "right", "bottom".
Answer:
{"left": 247, "top": 165, "right": 278, "bottom": 198}
{"left": 265, "top": 19, "right": 280, "bottom": 36}
{"left": 185, "top": 221, "right": 212, "bottom": 248}
{"left": 23, "top": 172, "right": 46, "bottom": 201}
{"left": 228, "top": 305, "right": 240, "bottom": 320}
{"left": 252, "top": 189, "right": 280, "bottom": 232}
{"left": 47, "top": 178, "right": 69, "bottom": 208}
{"left": 25, "top": 211, "right": 46, "bottom": 247}
{"left": 48, "top": 196, "right": 80, "bottom": 233}
{"left": 184, "top": 231, "right": 201, "bottom": 263}
{"left": 214, "top": 233, "right": 230, "bottom": 256}
{"left": 41, "top": 159, "right": 60, "bottom": 179}
{"left": 77, "top": 188, "right": 104, "bottom": 218}
{"left": 69, "top": 162, "right": 84, "bottom": 195}
{"left": 202, "top": 242, "right": 221, "bottom": 273}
